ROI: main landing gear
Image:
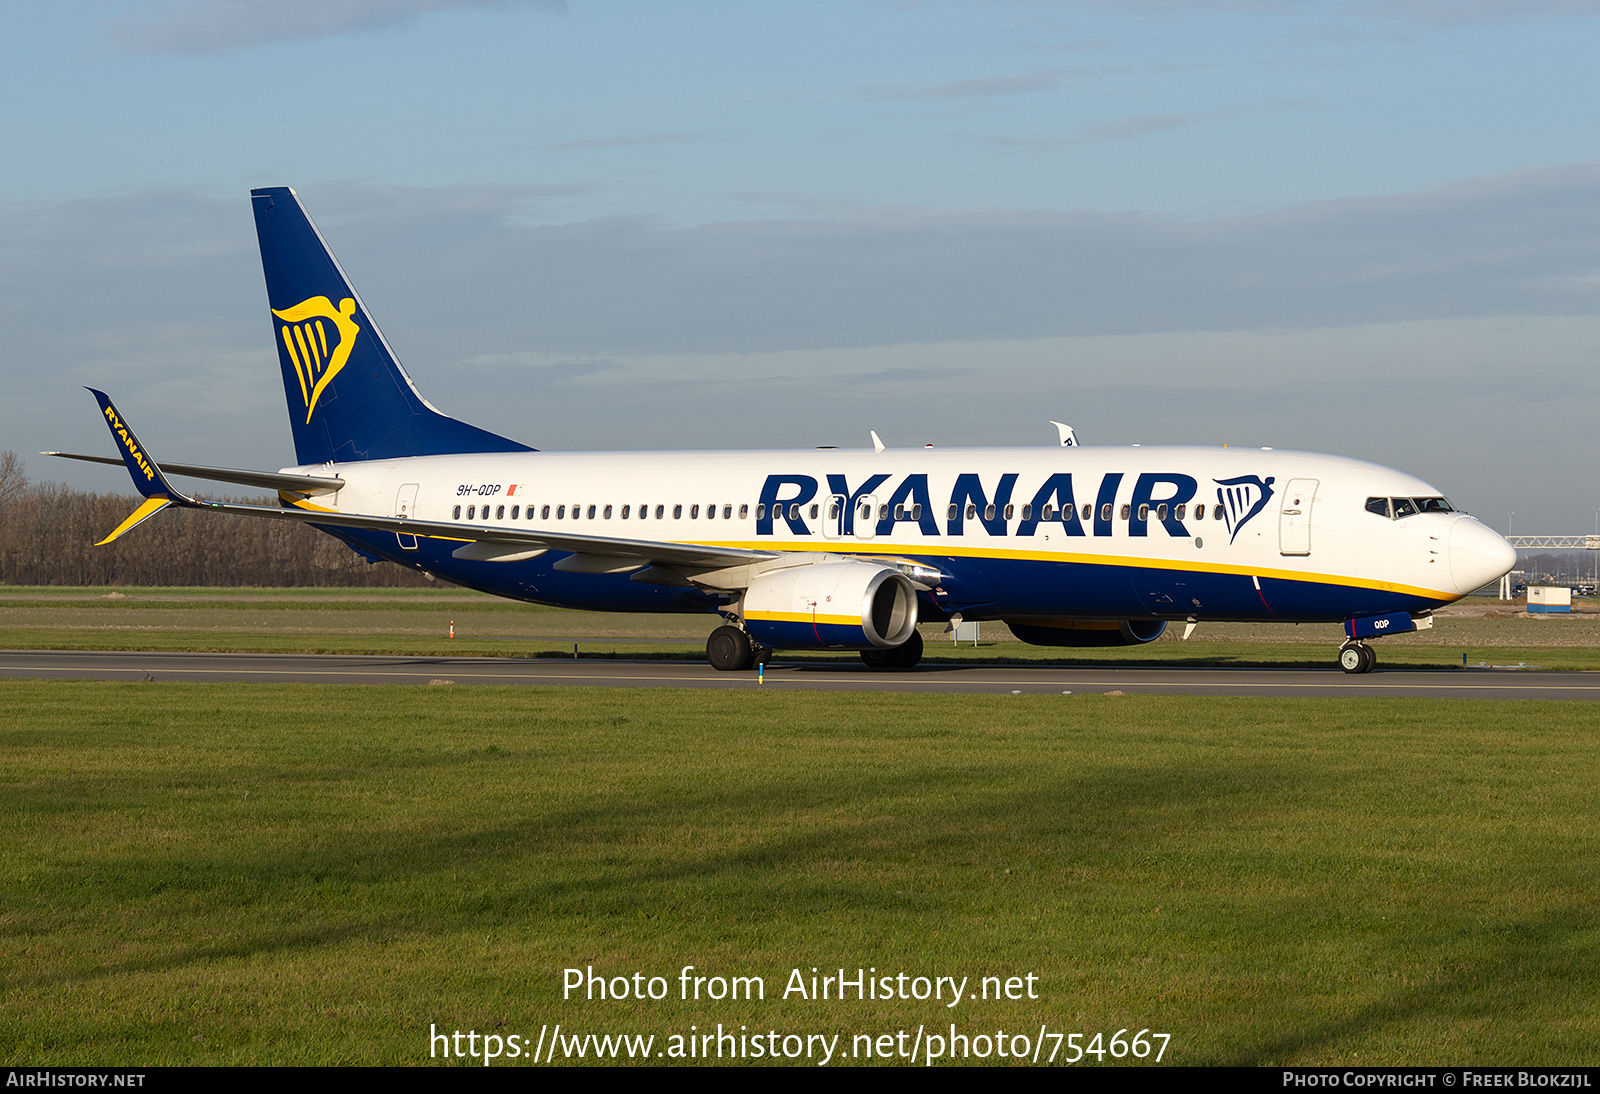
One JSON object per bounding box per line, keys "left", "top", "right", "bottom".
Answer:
{"left": 706, "top": 625, "right": 770, "bottom": 671}
{"left": 1338, "top": 641, "right": 1377, "bottom": 675}
{"left": 705, "top": 625, "right": 925, "bottom": 671}
{"left": 860, "top": 630, "right": 923, "bottom": 670}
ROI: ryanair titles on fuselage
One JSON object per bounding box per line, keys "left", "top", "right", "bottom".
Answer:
{"left": 751, "top": 470, "right": 1272, "bottom": 541}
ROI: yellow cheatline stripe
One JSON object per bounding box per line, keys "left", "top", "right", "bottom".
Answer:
{"left": 680, "top": 538, "right": 1457, "bottom": 602}
{"left": 281, "top": 327, "right": 309, "bottom": 406}
{"left": 95, "top": 497, "right": 171, "bottom": 546}
{"left": 745, "top": 610, "right": 861, "bottom": 626}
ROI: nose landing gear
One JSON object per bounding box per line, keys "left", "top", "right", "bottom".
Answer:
{"left": 1338, "top": 641, "right": 1377, "bottom": 674}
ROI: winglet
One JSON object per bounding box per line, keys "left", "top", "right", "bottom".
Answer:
{"left": 94, "top": 497, "right": 173, "bottom": 546}
{"left": 86, "top": 388, "right": 186, "bottom": 501}
{"left": 1050, "top": 421, "right": 1078, "bottom": 447}
{"left": 84, "top": 389, "right": 192, "bottom": 545}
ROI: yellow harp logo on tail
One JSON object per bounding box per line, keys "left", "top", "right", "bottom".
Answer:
{"left": 272, "top": 296, "right": 360, "bottom": 424}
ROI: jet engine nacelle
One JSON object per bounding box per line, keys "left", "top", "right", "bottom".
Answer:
{"left": 742, "top": 560, "right": 919, "bottom": 651}
{"left": 1006, "top": 618, "right": 1168, "bottom": 647}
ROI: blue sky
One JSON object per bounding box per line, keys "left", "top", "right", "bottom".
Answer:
{"left": 5, "top": 0, "right": 1600, "bottom": 532}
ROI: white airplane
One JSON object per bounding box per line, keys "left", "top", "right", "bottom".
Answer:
{"left": 54, "top": 187, "right": 1517, "bottom": 675}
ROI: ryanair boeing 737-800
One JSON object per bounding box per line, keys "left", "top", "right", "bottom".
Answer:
{"left": 52, "top": 187, "right": 1517, "bottom": 674}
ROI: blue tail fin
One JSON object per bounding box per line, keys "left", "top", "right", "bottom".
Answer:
{"left": 251, "top": 186, "right": 534, "bottom": 465}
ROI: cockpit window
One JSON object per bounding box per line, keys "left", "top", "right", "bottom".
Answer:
{"left": 1367, "top": 495, "right": 1455, "bottom": 520}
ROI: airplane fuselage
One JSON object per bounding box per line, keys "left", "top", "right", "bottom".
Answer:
{"left": 299, "top": 443, "right": 1507, "bottom": 626}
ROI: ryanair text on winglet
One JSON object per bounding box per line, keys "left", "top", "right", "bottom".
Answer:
{"left": 102, "top": 405, "right": 156, "bottom": 484}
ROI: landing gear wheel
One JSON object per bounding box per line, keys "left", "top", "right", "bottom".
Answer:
{"left": 861, "top": 630, "right": 923, "bottom": 670}
{"left": 1339, "top": 643, "right": 1373, "bottom": 675}
{"left": 707, "top": 625, "right": 754, "bottom": 671}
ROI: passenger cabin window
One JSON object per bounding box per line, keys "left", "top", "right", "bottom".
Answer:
{"left": 739, "top": 504, "right": 748, "bottom": 519}
{"left": 621, "top": 505, "right": 630, "bottom": 518}
{"left": 603, "top": 505, "right": 612, "bottom": 519}
{"left": 467, "top": 505, "right": 476, "bottom": 520}
{"left": 755, "top": 504, "right": 765, "bottom": 520}
{"left": 724, "top": 505, "right": 733, "bottom": 519}
{"left": 690, "top": 504, "right": 699, "bottom": 518}
{"left": 453, "top": 505, "right": 461, "bottom": 519}
{"left": 1213, "top": 504, "right": 1224, "bottom": 520}
{"left": 655, "top": 505, "right": 665, "bottom": 519}
{"left": 587, "top": 505, "right": 596, "bottom": 519}
{"left": 496, "top": 505, "right": 505, "bottom": 520}
{"left": 673, "top": 504, "right": 683, "bottom": 519}
{"left": 1100, "top": 504, "right": 1112, "bottom": 522}
{"left": 1138, "top": 504, "right": 1149, "bottom": 521}
{"left": 511, "top": 505, "right": 519, "bottom": 519}
{"left": 809, "top": 504, "right": 818, "bottom": 519}
{"left": 556, "top": 505, "right": 565, "bottom": 519}
{"left": 1082, "top": 504, "right": 1092, "bottom": 521}
{"left": 1120, "top": 504, "right": 1131, "bottom": 520}
{"left": 967, "top": 504, "right": 978, "bottom": 520}
{"left": 541, "top": 505, "right": 551, "bottom": 519}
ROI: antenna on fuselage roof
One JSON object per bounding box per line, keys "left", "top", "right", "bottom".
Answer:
{"left": 1051, "top": 421, "right": 1078, "bottom": 447}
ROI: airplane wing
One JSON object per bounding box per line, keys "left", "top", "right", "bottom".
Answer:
{"left": 44, "top": 451, "right": 343, "bottom": 496}
{"left": 76, "top": 388, "right": 778, "bottom": 572}
{"left": 204, "top": 496, "right": 777, "bottom": 570}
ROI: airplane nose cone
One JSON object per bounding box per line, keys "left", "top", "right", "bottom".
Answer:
{"left": 1449, "top": 517, "right": 1517, "bottom": 596}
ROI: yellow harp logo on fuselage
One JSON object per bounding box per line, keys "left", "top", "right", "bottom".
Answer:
{"left": 272, "top": 296, "right": 360, "bottom": 424}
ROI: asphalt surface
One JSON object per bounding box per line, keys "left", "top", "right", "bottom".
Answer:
{"left": 2, "top": 649, "right": 1596, "bottom": 698}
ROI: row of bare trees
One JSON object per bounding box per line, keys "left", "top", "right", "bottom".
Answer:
{"left": 0, "top": 452, "right": 432, "bottom": 587}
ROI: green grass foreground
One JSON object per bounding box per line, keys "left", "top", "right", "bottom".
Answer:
{"left": 3, "top": 682, "right": 1598, "bottom": 1066}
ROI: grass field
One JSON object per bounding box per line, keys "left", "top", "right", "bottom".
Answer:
{"left": 3, "top": 586, "right": 1600, "bottom": 670}
{"left": 3, "top": 681, "right": 1599, "bottom": 1066}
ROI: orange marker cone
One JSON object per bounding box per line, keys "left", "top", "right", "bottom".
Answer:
{"left": 448, "top": 621, "right": 455, "bottom": 639}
